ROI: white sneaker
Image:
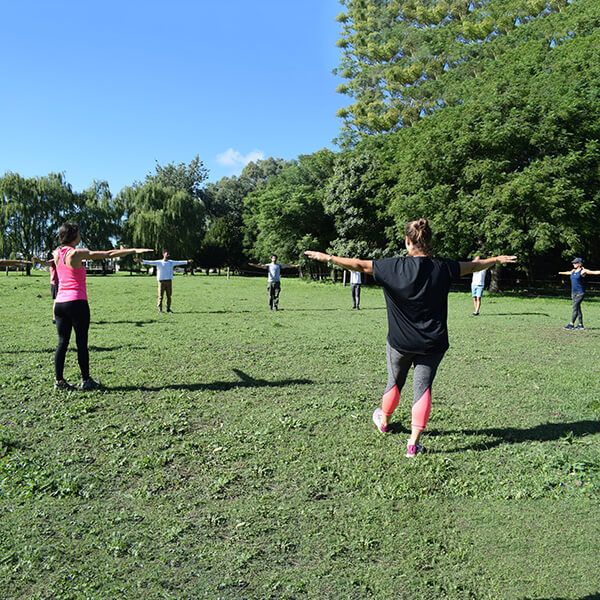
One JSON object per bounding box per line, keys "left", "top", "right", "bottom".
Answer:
{"left": 372, "top": 408, "right": 390, "bottom": 433}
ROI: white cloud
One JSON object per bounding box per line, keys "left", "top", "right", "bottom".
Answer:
{"left": 216, "top": 148, "right": 265, "bottom": 170}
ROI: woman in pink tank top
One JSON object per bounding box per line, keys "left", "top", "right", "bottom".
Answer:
{"left": 53, "top": 222, "right": 152, "bottom": 391}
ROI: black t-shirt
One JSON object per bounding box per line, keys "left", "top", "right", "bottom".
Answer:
{"left": 373, "top": 256, "right": 461, "bottom": 354}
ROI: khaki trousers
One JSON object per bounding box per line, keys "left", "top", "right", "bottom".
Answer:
{"left": 158, "top": 279, "right": 173, "bottom": 310}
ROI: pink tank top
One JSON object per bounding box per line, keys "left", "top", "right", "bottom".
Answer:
{"left": 55, "top": 247, "right": 87, "bottom": 302}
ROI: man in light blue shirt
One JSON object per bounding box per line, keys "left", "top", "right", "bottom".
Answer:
{"left": 249, "top": 254, "right": 299, "bottom": 310}
{"left": 136, "top": 250, "right": 192, "bottom": 313}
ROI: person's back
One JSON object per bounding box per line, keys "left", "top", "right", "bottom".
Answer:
{"left": 55, "top": 246, "right": 87, "bottom": 302}
{"left": 373, "top": 256, "right": 459, "bottom": 354}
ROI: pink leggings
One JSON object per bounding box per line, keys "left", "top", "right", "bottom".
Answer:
{"left": 381, "top": 343, "right": 444, "bottom": 430}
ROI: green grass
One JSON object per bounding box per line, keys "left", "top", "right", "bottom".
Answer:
{"left": 1, "top": 272, "right": 599, "bottom": 600}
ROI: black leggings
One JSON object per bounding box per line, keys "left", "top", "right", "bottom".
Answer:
{"left": 54, "top": 300, "right": 90, "bottom": 381}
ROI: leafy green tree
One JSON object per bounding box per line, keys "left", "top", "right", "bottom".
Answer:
{"left": 239, "top": 157, "right": 294, "bottom": 189}
{"left": 334, "top": 0, "right": 570, "bottom": 142}
{"left": 1, "top": 172, "right": 73, "bottom": 268}
{"left": 243, "top": 150, "right": 336, "bottom": 265}
{"left": 200, "top": 215, "right": 245, "bottom": 271}
{"left": 381, "top": 4, "right": 600, "bottom": 285}
{"left": 120, "top": 155, "right": 209, "bottom": 259}
{"left": 69, "top": 181, "right": 122, "bottom": 250}
{"left": 120, "top": 181, "right": 205, "bottom": 259}
{"left": 324, "top": 140, "right": 394, "bottom": 260}
{"left": 203, "top": 176, "right": 250, "bottom": 222}
{"left": 145, "top": 155, "right": 208, "bottom": 199}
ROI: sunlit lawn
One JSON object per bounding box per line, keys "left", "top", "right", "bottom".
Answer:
{"left": 1, "top": 272, "right": 599, "bottom": 599}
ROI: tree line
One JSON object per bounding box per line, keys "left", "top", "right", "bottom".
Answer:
{"left": 3, "top": 0, "right": 599, "bottom": 287}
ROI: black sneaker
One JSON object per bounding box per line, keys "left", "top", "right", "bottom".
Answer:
{"left": 575, "top": 324, "right": 585, "bottom": 330}
{"left": 81, "top": 379, "right": 102, "bottom": 391}
{"left": 564, "top": 324, "right": 574, "bottom": 330}
{"left": 54, "top": 380, "right": 74, "bottom": 391}
{"left": 167, "top": 308, "right": 173, "bottom": 313}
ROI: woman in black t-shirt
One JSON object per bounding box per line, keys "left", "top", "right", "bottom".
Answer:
{"left": 305, "top": 218, "right": 516, "bottom": 457}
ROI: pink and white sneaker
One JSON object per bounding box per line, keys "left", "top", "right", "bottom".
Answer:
{"left": 406, "top": 442, "right": 425, "bottom": 458}
{"left": 372, "top": 408, "right": 390, "bottom": 433}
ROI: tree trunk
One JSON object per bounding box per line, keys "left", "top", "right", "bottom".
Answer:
{"left": 489, "top": 265, "right": 501, "bottom": 292}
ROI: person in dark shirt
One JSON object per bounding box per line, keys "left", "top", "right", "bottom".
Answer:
{"left": 558, "top": 258, "right": 600, "bottom": 330}
{"left": 305, "top": 218, "right": 516, "bottom": 457}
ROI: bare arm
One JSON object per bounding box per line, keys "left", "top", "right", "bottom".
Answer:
{"left": 32, "top": 257, "right": 54, "bottom": 267}
{"left": 67, "top": 248, "right": 153, "bottom": 267}
{"left": 582, "top": 268, "right": 600, "bottom": 276}
{"left": 459, "top": 255, "right": 516, "bottom": 277}
{"left": 0, "top": 259, "right": 31, "bottom": 266}
{"left": 304, "top": 251, "right": 373, "bottom": 275}
{"left": 248, "top": 263, "right": 267, "bottom": 269}
{"left": 558, "top": 270, "right": 573, "bottom": 276}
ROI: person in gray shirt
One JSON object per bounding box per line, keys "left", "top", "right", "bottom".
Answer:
{"left": 249, "top": 254, "right": 299, "bottom": 310}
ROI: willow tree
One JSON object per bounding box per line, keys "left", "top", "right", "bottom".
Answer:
{"left": 1, "top": 172, "right": 73, "bottom": 264}
{"left": 120, "top": 182, "right": 206, "bottom": 259}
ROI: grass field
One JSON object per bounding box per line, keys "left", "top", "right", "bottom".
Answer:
{"left": 1, "top": 272, "right": 599, "bottom": 600}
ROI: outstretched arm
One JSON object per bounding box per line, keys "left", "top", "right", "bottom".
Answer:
{"left": 68, "top": 247, "right": 153, "bottom": 267}
{"left": 248, "top": 263, "right": 267, "bottom": 269}
{"left": 281, "top": 263, "right": 300, "bottom": 269}
{"left": 170, "top": 259, "right": 192, "bottom": 266}
{"left": 304, "top": 251, "right": 373, "bottom": 275}
{"left": 460, "top": 255, "right": 516, "bottom": 277}
{"left": 558, "top": 269, "right": 573, "bottom": 275}
{"left": 582, "top": 268, "right": 600, "bottom": 276}
{"left": 32, "top": 257, "right": 54, "bottom": 267}
{"left": 0, "top": 259, "right": 31, "bottom": 266}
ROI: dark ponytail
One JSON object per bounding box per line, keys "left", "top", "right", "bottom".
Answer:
{"left": 405, "top": 218, "right": 432, "bottom": 255}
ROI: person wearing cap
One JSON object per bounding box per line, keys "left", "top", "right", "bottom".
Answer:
{"left": 558, "top": 258, "right": 600, "bottom": 330}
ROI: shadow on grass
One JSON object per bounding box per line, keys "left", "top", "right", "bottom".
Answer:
{"left": 477, "top": 312, "right": 550, "bottom": 317}
{"left": 385, "top": 422, "right": 410, "bottom": 435}
{"left": 106, "top": 368, "right": 313, "bottom": 393}
{"left": 95, "top": 319, "right": 156, "bottom": 327}
{"left": 88, "top": 345, "right": 147, "bottom": 352}
{"left": 437, "top": 420, "right": 600, "bottom": 453}
{"left": 174, "top": 309, "right": 253, "bottom": 314}
{"left": 1, "top": 345, "right": 147, "bottom": 354}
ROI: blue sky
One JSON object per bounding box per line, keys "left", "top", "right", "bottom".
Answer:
{"left": 1, "top": 0, "right": 348, "bottom": 194}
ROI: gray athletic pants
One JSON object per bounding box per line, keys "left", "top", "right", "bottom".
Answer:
{"left": 351, "top": 284, "right": 361, "bottom": 308}
{"left": 571, "top": 292, "right": 584, "bottom": 325}
{"left": 384, "top": 342, "right": 445, "bottom": 405}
